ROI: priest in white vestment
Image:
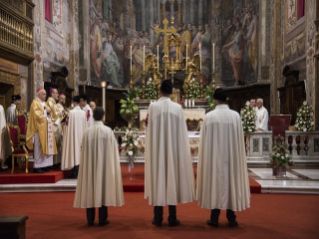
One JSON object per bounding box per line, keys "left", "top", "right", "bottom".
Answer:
{"left": 144, "top": 80, "right": 195, "bottom": 227}
{"left": 74, "top": 107, "right": 124, "bottom": 226}
{"left": 26, "top": 88, "right": 57, "bottom": 173}
{"left": 6, "top": 95, "right": 21, "bottom": 124}
{"left": 0, "top": 104, "right": 6, "bottom": 170}
{"left": 61, "top": 96, "right": 87, "bottom": 178}
{"left": 47, "top": 88, "right": 63, "bottom": 166}
{"left": 80, "top": 94, "right": 94, "bottom": 127}
{"left": 197, "top": 88, "right": 250, "bottom": 228}
{"left": 256, "top": 98, "right": 269, "bottom": 131}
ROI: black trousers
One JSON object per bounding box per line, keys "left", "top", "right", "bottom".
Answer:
{"left": 154, "top": 205, "right": 176, "bottom": 224}
{"left": 86, "top": 206, "right": 108, "bottom": 225}
{"left": 210, "top": 209, "right": 236, "bottom": 223}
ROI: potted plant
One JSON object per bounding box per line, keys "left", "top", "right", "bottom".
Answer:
{"left": 295, "top": 101, "right": 314, "bottom": 132}
{"left": 204, "top": 86, "right": 215, "bottom": 109}
{"left": 240, "top": 101, "right": 257, "bottom": 134}
{"left": 188, "top": 79, "right": 201, "bottom": 99}
{"left": 145, "top": 78, "right": 158, "bottom": 100}
{"left": 119, "top": 88, "right": 140, "bottom": 127}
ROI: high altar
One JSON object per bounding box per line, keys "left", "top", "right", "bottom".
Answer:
{"left": 129, "top": 17, "right": 216, "bottom": 130}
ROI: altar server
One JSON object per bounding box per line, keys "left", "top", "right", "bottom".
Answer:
{"left": 26, "top": 88, "right": 57, "bottom": 173}
{"left": 0, "top": 104, "right": 6, "bottom": 170}
{"left": 197, "top": 88, "right": 250, "bottom": 227}
{"left": 144, "top": 79, "right": 195, "bottom": 227}
{"left": 6, "top": 94, "right": 21, "bottom": 124}
{"left": 74, "top": 107, "right": 124, "bottom": 226}
{"left": 256, "top": 98, "right": 269, "bottom": 131}
{"left": 80, "top": 94, "right": 94, "bottom": 127}
{"left": 61, "top": 96, "right": 87, "bottom": 178}
{"left": 47, "top": 88, "right": 63, "bottom": 166}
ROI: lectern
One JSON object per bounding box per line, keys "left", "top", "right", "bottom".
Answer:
{"left": 269, "top": 115, "right": 291, "bottom": 142}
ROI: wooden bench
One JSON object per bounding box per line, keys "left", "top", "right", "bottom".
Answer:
{"left": 0, "top": 216, "right": 28, "bottom": 239}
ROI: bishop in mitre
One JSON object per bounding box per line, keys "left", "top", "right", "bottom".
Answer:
{"left": 144, "top": 80, "right": 195, "bottom": 227}
{"left": 197, "top": 88, "right": 250, "bottom": 228}
{"left": 26, "top": 88, "right": 57, "bottom": 173}
{"left": 80, "top": 94, "right": 94, "bottom": 127}
{"left": 47, "top": 88, "right": 63, "bottom": 166}
{"left": 74, "top": 107, "right": 124, "bottom": 226}
{"left": 0, "top": 104, "right": 6, "bottom": 171}
{"left": 61, "top": 96, "right": 87, "bottom": 178}
{"left": 6, "top": 94, "right": 21, "bottom": 124}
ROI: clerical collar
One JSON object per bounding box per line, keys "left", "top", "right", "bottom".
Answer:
{"left": 215, "top": 104, "right": 229, "bottom": 109}
{"left": 94, "top": 121, "right": 104, "bottom": 125}
{"left": 36, "top": 97, "right": 44, "bottom": 103}
{"left": 74, "top": 106, "right": 81, "bottom": 109}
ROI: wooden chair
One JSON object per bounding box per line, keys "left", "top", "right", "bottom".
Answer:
{"left": 7, "top": 123, "right": 29, "bottom": 174}
{"left": 16, "top": 113, "right": 34, "bottom": 159}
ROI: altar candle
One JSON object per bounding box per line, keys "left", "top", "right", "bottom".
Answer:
{"left": 130, "top": 45, "right": 133, "bottom": 73}
{"left": 157, "top": 45, "right": 159, "bottom": 67}
{"left": 199, "top": 43, "right": 202, "bottom": 71}
{"left": 186, "top": 44, "right": 188, "bottom": 71}
{"left": 192, "top": 99, "right": 195, "bottom": 107}
{"left": 143, "top": 45, "right": 145, "bottom": 71}
{"left": 212, "top": 43, "right": 215, "bottom": 71}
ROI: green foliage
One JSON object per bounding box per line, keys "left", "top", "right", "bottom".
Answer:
{"left": 188, "top": 80, "right": 201, "bottom": 99}
{"left": 120, "top": 88, "right": 140, "bottom": 121}
{"left": 270, "top": 135, "right": 293, "bottom": 168}
{"left": 240, "top": 101, "right": 257, "bottom": 133}
{"left": 204, "top": 86, "right": 215, "bottom": 109}
{"left": 295, "top": 101, "right": 314, "bottom": 132}
{"left": 145, "top": 79, "right": 158, "bottom": 100}
{"left": 121, "top": 128, "right": 140, "bottom": 157}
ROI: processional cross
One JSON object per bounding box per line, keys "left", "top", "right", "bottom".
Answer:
{"left": 154, "top": 18, "right": 176, "bottom": 57}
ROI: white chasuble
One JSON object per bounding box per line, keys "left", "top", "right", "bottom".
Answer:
{"left": 61, "top": 106, "right": 87, "bottom": 170}
{"left": 144, "top": 97, "right": 195, "bottom": 206}
{"left": 82, "top": 104, "right": 94, "bottom": 127}
{"left": 74, "top": 121, "right": 124, "bottom": 208}
{"left": 256, "top": 106, "right": 269, "bottom": 131}
{"left": 197, "top": 105, "right": 250, "bottom": 211}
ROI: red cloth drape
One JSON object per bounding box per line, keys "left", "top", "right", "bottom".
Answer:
{"left": 45, "top": 0, "right": 51, "bottom": 22}
{"left": 298, "top": 0, "right": 305, "bottom": 19}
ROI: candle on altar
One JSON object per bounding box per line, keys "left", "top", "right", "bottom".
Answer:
{"left": 143, "top": 45, "right": 145, "bottom": 71}
{"left": 186, "top": 44, "right": 188, "bottom": 71}
{"left": 157, "top": 45, "right": 159, "bottom": 67}
{"left": 212, "top": 43, "right": 215, "bottom": 71}
{"left": 199, "top": 43, "right": 202, "bottom": 71}
{"left": 130, "top": 45, "right": 133, "bottom": 73}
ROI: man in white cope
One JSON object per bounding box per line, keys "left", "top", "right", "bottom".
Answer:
{"left": 144, "top": 79, "right": 195, "bottom": 227}
{"left": 6, "top": 94, "right": 21, "bottom": 124}
{"left": 256, "top": 98, "right": 269, "bottom": 131}
{"left": 80, "top": 94, "right": 94, "bottom": 127}
{"left": 0, "top": 104, "right": 6, "bottom": 171}
{"left": 196, "top": 88, "right": 250, "bottom": 228}
{"left": 47, "top": 88, "right": 63, "bottom": 167}
{"left": 26, "top": 88, "right": 57, "bottom": 173}
{"left": 74, "top": 107, "right": 124, "bottom": 226}
{"left": 61, "top": 96, "right": 87, "bottom": 178}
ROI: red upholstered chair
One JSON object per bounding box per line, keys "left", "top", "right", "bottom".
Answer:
{"left": 7, "top": 123, "right": 29, "bottom": 174}
{"left": 16, "top": 113, "right": 34, "bottom": 159}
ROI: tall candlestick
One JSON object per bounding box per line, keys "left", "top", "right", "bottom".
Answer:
{"left": 157, "top": 45, "right": 159, "bottom": 69}
{"left": 212, "top": 43, "right": 215, "bottom": 71}
{"left": 199, "top": 43, "right": 202, "bottom": 70}
{"left": 143, "top": 45, "right": 145, "bottom": 71}
{"left": 130, "top": 45, "right": 133, "bottom": 73}
{"left": 186, "top": 44, "right": 188, "bottom": 71}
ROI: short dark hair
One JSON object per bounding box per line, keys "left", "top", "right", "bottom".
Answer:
{"left": 93, "top": 107, "right": 105, "bottom": 121}
{"left": 72, "top": 95, "right": 80, "bottom": 103}
{"left": 79, "top": 94, "right": 88, "bottom": 102}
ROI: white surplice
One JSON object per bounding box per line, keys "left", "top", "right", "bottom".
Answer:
{"left": 0, "top": 105, "right": 6, "bottom": 164}
{"left": 74, "top": 121, "right": 124, "bottom": 208}
{"left": 196, "top": 105, "right": 250, "bottom": 211}
{"left": 256, "top": 106, "right": 269, "bottom": 131}
{"left": 6, "top": 103, "right": 16, "bottom": 124}
{"left": 61, "top": 106, "right": 87, "bottom": 170}
{"left": 82, "top": 104, "right": 94, "bottom": 127}
{"left": 144, "top": 97, "right": 195, "bottom": 206}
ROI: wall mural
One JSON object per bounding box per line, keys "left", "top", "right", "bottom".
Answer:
{"left": 89, "top": 0, "right": 259, "bottom": 89}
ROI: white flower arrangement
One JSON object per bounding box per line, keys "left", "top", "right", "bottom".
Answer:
{"left": 240, "top": 101, "right": 257, "bottom": 133}
{"left": 188, "top": 79, "right": 201, "bottom": 99}
{"left": 270, "top": 135, "right": 293, "bottom": 168}
{"left": 145, "top": 78, "right": 158, "bottom": 100}
{"left": 121, "top": 127, "right": 140, "bottom": 157}
{"left": 294, "top": 101, "right": 314, "bottom": 132}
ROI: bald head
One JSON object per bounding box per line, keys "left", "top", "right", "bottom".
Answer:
{"left": 37, "top": 89, "right": 47, "bottom": 101}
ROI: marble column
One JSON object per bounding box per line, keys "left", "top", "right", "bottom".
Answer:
{"left": 198, "top": 0, "right": 203, "bottom": 26}
{"left": 157, "top": 0, "right": 161, "bottom": 23}
{"left": 177, "top": 0, "right": 182, "bottom": 25}
{"left": 141, "top": 0, "right": 146, "bottom": 31}
{"left": 189, "top": 0, "right": 195, "bottom": 24}
{"left": 182, "top": 0, "right": 186, "bottom": 24}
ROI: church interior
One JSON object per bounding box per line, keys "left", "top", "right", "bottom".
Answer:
{"left": 0, "top": 0, "right": 319, "bottom": 238}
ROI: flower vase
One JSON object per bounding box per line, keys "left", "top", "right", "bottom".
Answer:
{"left": 273, "top": 166, "right": 287, "bottom": 177}
{"left": 128, "top": 155, "right": 135, "bottom": 181}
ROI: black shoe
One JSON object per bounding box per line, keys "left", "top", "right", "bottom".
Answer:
{"left": 98, "top": 220, "right": 110, "bottom": 227}
{"left": 229, "top": 220, "right": 238, "bottom": 228}
{"left": 168, "top": 219, "right": 180, "bottom": 227}
{"left": 33, "top": 168, "right": 44, "bottom": 173}
{"left": 152, "top": 219, "right": 162, "bottom": 227}
{"left": 42, "top": 167, "right": 50, "bottom": 172}
{"left": 87, "top": 222, "right": 94, "bottom": 226}
{"left": 207, "top": 220, "right": 218, "bottom": 228}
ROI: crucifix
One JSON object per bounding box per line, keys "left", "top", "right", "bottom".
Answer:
{"left": 154, "top": 18, "right": 176, "bottom": 57}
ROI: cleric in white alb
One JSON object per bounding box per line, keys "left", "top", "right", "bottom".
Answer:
{"left": 256, "top": 98, "right": 269, "bottom": 131}
{"left": 6, "top": 94, "right": 21, "bottom": 124}
{"left": 80, "top": 94, "right": 94, "bottom": 127}
{"left": 197, "top": 88, "right": 250, "bottom": 228}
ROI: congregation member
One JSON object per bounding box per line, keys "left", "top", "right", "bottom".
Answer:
{"left": 26, "top": 88, "right": 57, "bottom": 173}
{"left": 89, "top": 101, "right": 96, "bottom": 111}
{"left": 0, "top": 104, "right": 6, "bottom": 171}
{"left": 61, "top": 96, "right": 87, "bottom": 178}
{"left": 6, "top": 94, "right": 21, "bottom": 124}
{"left": 250, "top": 98, "right": 256, "bottom": 108}
{"left": 256, "top": 98, "right": 269, "bottom": 131}
{"left": 197, "top": 88, "right": 250, "bottom": 228}
{"left": 47, "top": 88, "right": 63, "bottom": 166}
{"left": 74, "top": 107, "right": 124, "bottom": 226}
{"left": 80, "top": 94, "right": 94, "bottom": 127}
{"left": 144, "top": 80, "right": 195, "bottom": 227}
